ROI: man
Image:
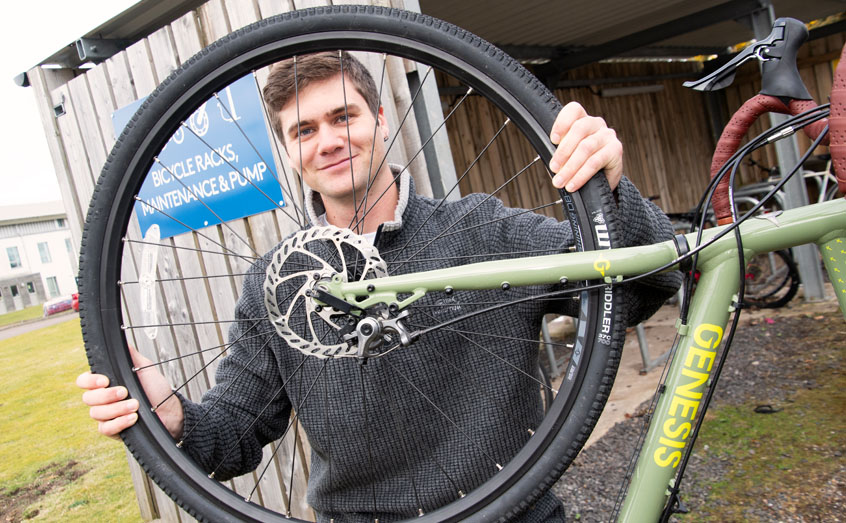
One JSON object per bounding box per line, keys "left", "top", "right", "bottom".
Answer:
{"left": 78, "top": 52, "right": 678, "bottom": 521}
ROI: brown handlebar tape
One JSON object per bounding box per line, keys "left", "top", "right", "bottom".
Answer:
{"left": 831, "top": 44, "right": 846, "bottom": 195}
{"left": 710, "top": 95, "right": 836, "bottom": 225}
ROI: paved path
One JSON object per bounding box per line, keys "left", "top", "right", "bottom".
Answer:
{"left": 0, "top": 312, "right": 79, "bottom": 341}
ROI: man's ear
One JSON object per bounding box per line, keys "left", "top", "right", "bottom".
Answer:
{"left": 378, "top": 106, "right": 389, "bottom": 141}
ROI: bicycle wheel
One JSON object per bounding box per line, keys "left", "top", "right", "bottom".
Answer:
{"left": 743, "top": 249, "right": 799, "bottom": 309}
{"left": 79, "top": 6, "right": 627, "bottom": 522}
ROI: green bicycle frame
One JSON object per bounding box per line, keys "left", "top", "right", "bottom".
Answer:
{"left": 326, "top": 197, "right": 846, "bottom": 521}
{"left": 328, "top": 199, "right": 846, "bottom": 316}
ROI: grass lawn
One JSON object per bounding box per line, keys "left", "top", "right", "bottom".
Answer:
{"left": 0, "top": 319, "right": 139, "bottom": 521}
{"left": 0, "top": 305, "right": 45, "bottom": 328}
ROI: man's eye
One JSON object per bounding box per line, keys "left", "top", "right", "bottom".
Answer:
{"left": 296, "top": 127, "right": 314, "bottom": 138}
{"left": 336, "top": 114, "right": 350, "bottom": 123}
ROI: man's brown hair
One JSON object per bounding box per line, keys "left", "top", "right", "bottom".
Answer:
{"left": 262, "top": 51, "right": 381, "bottom": 144}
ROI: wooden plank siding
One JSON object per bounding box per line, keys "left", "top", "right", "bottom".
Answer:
{"left": 440, "top": 32, "right": 845, "bottom": 214}
{"left": 440, "top": 60, "right": 716, "bottom": 214}
{"left": 26, "top": 0, "right": 845, "bottom": 516}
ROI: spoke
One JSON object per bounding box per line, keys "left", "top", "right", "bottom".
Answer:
{"left": 153, "top": 157, "right": 262, "bottom": 258}
{"left": 351, "top": 82, "right": 470, "bottom": 232}
{"left": 351, "top": 66, "right": 437, "bottom": 233}
{"left": 359, "top": 365, "right": 378, "bottom": 514}
{"left": 337, "top": 52, "right": 359, "bottom": 235}
{"left": 122, "top": 318, "right": 265, "bottom": 329}
{"left": 378, "top": 362, "right": 425, "bottom": 513}
{"left": 247, "top": 358, "right": 330, "bottom": 502}
{"left": 134, "top": 328, "right": 272, "bottom": 372}
{"left": 389, "top": 157, "right": 541, "bottom": 271}
{"left": 384, "top": 247, "right": 563, "bottom": 265}
{"left": 121, "top": 272, "right": 254, "bottom": 285}
{"left": 383, "top": 357, "right": 502, "bottom": 471}
{"left": 408, "top": 323, "right": 573, "bottom": 353}
{"left": 123, "top": 238, "right": 261, "bottom": 261}
{"left": 148, "top": 321, "right": 265, "bottom": 412}
{"left": 420, "top": 337, "right": 548, "bottom": 424}
{"left": 321, "top": 367, "right": 335, "bottom": 515}
{"left": 180, "top": 121, "right": 292, "bottom": 219}
{"left": 221, "top": 81, "right": 305, "bottom": 228}
{"left": 402, "top": 284, "right": 580, "bottom": 315}
{"left": 254, "top": 71, "right": 305, "bottom": 229}
{"left": 287, "top": 360, "right": 305, "bottom": 514}
{"left": 351, "top": 53, "right": 389, "bottom": 234}
{"left": 389, "top": 118, "right": 512, "bottom": 256}
{"left": 378, "top": 200, "right": 563, "bottom": 259}
{"left": 407, "top": 294, "right": 576, "bottom": 310}
{"left": 415, "top": 310, "right": 557, "bottom": 394}
{"left": 205, "top": 355, "right": 308, "bottom": 476}
{"left": 179, "top": 333, "right": 277, "bottom": 445}
{"left": 382, "top": 366, "right": 466, "bottom": 501}
{"left": 412, "top": 285, "right": 583, "bottom": 340}
{"left": 293, "top": 56, "right": 308, "bottom": 224}
{"left": 133, "top": 195, "right": 255, "bottom": 266}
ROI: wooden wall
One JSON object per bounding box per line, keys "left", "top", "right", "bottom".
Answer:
{"left": 443, "top": 32, "right": 845, "bottom": 214}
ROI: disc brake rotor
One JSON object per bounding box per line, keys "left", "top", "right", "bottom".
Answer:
{"left": 264, "top": 226, "right": 387, "bottom": 358}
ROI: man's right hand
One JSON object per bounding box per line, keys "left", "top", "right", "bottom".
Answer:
{"left": 77, "top": 346, "right": 185, "bottom": 440}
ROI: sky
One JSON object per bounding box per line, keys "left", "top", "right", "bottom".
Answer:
{"left": 0, "top": 1, "right": 139, "bottom": 207}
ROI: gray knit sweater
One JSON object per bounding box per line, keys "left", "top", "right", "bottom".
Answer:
{"left": 179, "top": 172, "right": 681, "bottom": 522}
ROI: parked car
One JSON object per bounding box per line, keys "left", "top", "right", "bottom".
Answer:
{"left": 43, "top": 296, "right": 73, "bottom": 317}
{"left": 72, "top": 292, "right": 79, "bottom": 312}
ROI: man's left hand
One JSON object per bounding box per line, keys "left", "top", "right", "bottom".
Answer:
{"left": 548, "top": 101, "right": 623, "bottom": 192}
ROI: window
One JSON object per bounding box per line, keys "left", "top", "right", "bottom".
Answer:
{"left": 46, "top": 277, "right": 60, "bottom": 298}
{"left": 7, "top": 246, "right": 21, "bottom": 268}
{"left": 10, "top": 285, "right": 19, "bottom": 297}
{"left": 26, "top": 281, "right": 35, "bottom": 293}
{"left": 65, "top": 238, "right": 74, "bottom": 255}
{"left": 38, "top": 242, "right": 52, "bottom": 263}
{"left": 56, "top": 218, "right": 66, "bottom": 228}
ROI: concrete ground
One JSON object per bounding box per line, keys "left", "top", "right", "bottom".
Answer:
{"left": 0, "top": 311, "right": 79, "bottom": 342}
{"left": 584, "top": 304, "right": 678, "bottom": 448}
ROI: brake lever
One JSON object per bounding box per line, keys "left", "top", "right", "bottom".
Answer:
{"left": 684, "top": 17, "right": 812, "bottom": 101}
{"left": 683, "top": 44, "right": 770, "bottom": 92}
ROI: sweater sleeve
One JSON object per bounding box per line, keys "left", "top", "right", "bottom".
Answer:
{"left": 178, "top": 269, "right": 292, "bottom": 481}
{"left": 612, "top": 176, "right": 683, "bottom": 325}
{"left": 480, "top": 175, "right": 681, "bottom": 326}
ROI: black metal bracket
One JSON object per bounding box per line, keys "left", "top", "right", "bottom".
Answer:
{"left": 75, "top": 38, "right": 131, "bottom": 63}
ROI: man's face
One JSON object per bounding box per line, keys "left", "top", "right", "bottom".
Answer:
{"left": 278, "top": 74, "right": 389, "bottom": 205}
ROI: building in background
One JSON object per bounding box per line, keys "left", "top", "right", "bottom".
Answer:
{"left": 0, "top": 201, "right": 77, "bottom": 314}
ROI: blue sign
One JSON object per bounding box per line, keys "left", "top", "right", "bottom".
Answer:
{"left": 112, "top": 75, "right": 286, "bottom": 239}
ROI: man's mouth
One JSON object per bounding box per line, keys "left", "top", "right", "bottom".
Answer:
{"left": 319, "top": 155, "right": 357, "bottom": 171}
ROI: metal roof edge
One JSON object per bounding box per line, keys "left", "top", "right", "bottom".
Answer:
{"left": 17, "top": 0, "right": 207, "bottom": 84}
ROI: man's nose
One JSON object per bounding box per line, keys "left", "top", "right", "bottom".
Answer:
{"left": 316, "top": 124, "right": 345, "bottom": 154}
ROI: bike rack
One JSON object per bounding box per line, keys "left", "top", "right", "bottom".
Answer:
{"left": 541, "top": 315, "right": 671, "bottom": 377}
{"left": 635, "top": 322, "right": 671, "bottom": 374}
